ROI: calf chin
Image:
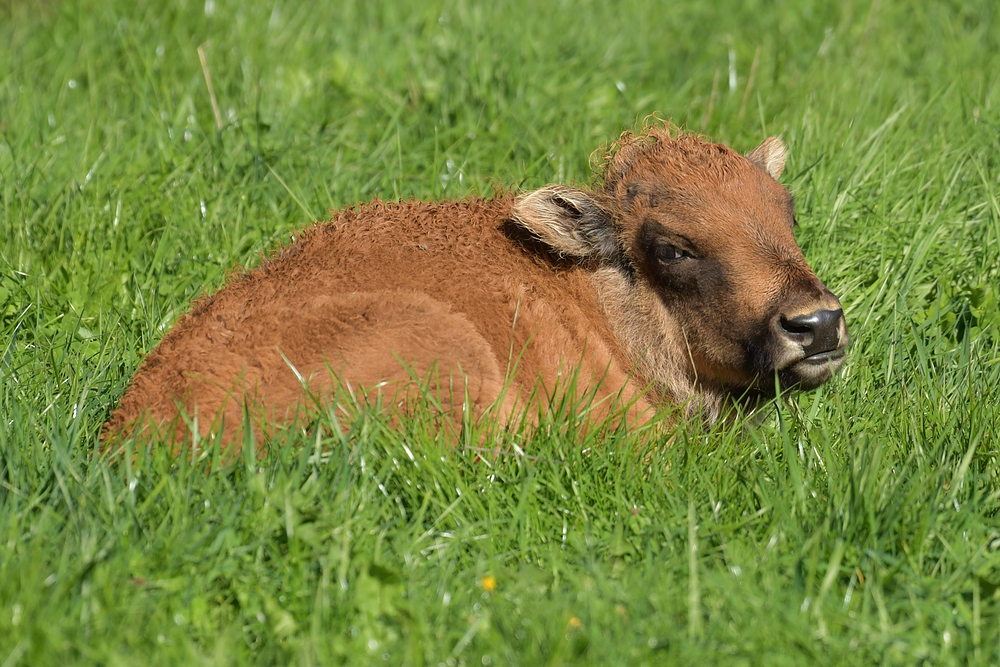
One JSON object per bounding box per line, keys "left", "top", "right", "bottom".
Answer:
{"left": 777, "top": 351, "right": 847, "bottom": 392}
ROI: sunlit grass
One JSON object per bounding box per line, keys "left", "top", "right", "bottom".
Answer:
{"left": 2, "top": 0, "right": 1000, "bottom": 664}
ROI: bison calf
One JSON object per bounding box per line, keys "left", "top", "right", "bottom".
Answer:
{"left": 104, "top": 126, "right": 847, "bottom": 448}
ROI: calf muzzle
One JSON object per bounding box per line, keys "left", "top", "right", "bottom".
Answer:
{"left": 779, "top": 308, "right": 844, "bottom": 358}
{"left": 772, "top": 304, "right": 848, "bottom": 391}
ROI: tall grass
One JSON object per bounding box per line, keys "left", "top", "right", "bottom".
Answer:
{"left": 2, "top": 0, "right": 999, "bottom": 663}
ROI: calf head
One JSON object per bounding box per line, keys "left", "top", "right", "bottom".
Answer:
{"left": 511, "top": 127, "right": 848, "bottom": 416}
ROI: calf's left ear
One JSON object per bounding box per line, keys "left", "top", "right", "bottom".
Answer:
{"left": 746, "top": 137, "right": 787, "bottom": 180}
{"left": 510, "top": 185, "right": 618, "bottom": 261}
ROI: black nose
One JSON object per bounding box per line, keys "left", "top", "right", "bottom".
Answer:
{"left": 779, "top": 308, "right": 843, "bottom": 357}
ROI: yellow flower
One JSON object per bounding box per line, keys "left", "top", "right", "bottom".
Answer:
{"left": 568, "top": 616, "right": 581, "bottom": 629}
{"left": 480, "top": 575, "right": 496, "bottom": 592}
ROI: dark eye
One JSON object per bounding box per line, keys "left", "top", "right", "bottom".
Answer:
{"left": 655, "top": 243, "right": 690, "bottom": 263}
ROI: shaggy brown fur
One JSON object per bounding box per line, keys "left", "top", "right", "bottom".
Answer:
{"left": 104, "top": 125, "right": 848, "bottom": 450}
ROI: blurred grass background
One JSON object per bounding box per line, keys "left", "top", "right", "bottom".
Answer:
{"left": 2, "top": 0, "right": 1000, "bottom": 664}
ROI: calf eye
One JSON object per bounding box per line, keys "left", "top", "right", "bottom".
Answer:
{"left": 655, "top": 243, "right": 690, "bottom": 263}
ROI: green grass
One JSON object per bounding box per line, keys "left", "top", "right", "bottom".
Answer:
{"left": 2, "top": 0, "right": 1000, "bottom": 663}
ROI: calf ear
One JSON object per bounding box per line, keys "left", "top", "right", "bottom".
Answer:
{"left": 746, "top": 137, "right": 787, "bottom": 180}
{"left": 510, "top": 185, "right": 617, "bottom": 260}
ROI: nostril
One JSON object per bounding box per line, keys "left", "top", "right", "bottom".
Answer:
{"left": 779, "top": 316, "right": 813, "bottom": 336}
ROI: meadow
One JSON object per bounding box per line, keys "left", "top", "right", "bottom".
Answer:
{"left": 2, "top": 0, "right": 1000, "bottom": 663}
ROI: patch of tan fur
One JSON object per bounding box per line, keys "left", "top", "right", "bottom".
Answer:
{"left": 597, "top": 122, "right": 751, "bottom": 200}
{"left": 591, "top": 267, "right": 724, "bottom": 422}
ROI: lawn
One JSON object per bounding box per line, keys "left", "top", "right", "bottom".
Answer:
{"left": 2, "top": 0, "right": 1000, "bottom": 664}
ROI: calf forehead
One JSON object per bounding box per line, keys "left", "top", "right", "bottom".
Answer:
{"left": 647, "top": 166, "right": 798, "bottom": 248}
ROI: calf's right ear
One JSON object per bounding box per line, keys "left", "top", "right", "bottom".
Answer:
{"left": 510, "top": 185, "right": 617, "bottom": 260}
{"left": 746, "top": 137, "right": 787, "bottom": 180}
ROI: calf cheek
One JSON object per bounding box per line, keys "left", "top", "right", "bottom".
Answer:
{"left": 653, "top": 260, "right": 756, "bottom": 370}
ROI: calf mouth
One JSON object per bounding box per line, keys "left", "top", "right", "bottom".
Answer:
{"left": 778, "top": 348, "right": 847, "bottom": 391}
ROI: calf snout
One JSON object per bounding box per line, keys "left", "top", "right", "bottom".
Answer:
{"left": 778, "top": 308, "right": 844, "bottom": 357}
{"left": 770, "top": 298, "right": 848, "bottom": 392}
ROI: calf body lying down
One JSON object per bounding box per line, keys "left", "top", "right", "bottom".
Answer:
{"left": 103, "top": 126, "right": 848, "bottom": 447}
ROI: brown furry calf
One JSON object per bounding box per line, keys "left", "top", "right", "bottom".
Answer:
{"left": 103, "top": 126, "right": 848, "bottom": 449}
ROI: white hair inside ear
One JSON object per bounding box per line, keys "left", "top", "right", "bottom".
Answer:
{"left": 510, "top": 185, "right": 616, "bottom": 259}
{"left": 746, "top": 137, "right": 787, "bottom": 180}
